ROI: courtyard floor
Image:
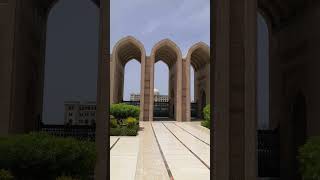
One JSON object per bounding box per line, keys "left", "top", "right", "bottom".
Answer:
{"left": 110, "top": 121, "right": 210, "bottom": 180}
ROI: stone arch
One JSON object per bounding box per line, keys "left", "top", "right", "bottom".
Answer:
{"left": 111, "top": 36, "right": 146, "bottom": 121}
{"left": 184, "top": 42, "right": 210, "bottom": 121}
{"left": 149, "top": 39, "right": 182, "bottom": 121}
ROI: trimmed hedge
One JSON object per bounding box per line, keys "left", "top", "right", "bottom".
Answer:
{"left": 201, "top": 104, "right": 210, "bottom": 129}
{"left": 110, "top": 117, "right": 139, "bottom": 136}
{"left": 110, "top": 117, "right": 118, "bottom": 128}
{"left": 109, "top": 104, "right": 140, "bottom": 136}
{"left": 110, "top": 125, "right": 139, "bottom": 136}
{"left": 110, "top": 103, "right": 140, "bottom": 120}
{"left": 0, "top": 169, "right": 14, "bottom": 180}
{"left": 125, "top": 117, "right": 138, "bottom": 128}
{"left": 299, "top": 136, "right": 320, "bottom": 180}
{"left": 0, "top": 132, "right": 96, "bottom": 180}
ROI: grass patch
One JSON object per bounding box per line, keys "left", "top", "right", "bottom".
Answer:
{"left": 110, "top": 125, "right": 139, "bottom": 136}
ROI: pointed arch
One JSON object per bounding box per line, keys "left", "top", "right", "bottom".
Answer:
{"left": 149, "top": 39, "right": 183, "bottom": 121}
{"left": 184, "top": 42, "right": 210, "bottom": 121}
{"left": 110, "top": 36, "right": 146, "bottom": 121}
{"left": 186, "top": 42, "right": 210, "bottom": 71}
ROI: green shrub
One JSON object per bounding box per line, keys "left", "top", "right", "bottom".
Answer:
{"left": 203, "top": 104, "right": 210, "bottom": 122}
{"left": 126, "top": 128, "right": 138, "bottom": 136}
{"left": 201, "top": 120, "right": 210, "bottom": 129}
{"left": 0, "top": 132, "right": 96, "bottom": 180}
{"left": 201, "top": 104, "right": 210, "bottom": 129}
{"left": 298, "top": 136, "right": 320, "bottom": 180}
{"left": 110, "top": 125, "right": 138, "bottom": 136}
{"left": 110, "top": 118, "right": 118, "bottom": 128}
{"left": 110, "top": 128, "right": 122, "bottom": 136}
{"left": 126, "top": 117, "right": 137, "bottom": 128}
{"left": 0, "top": 169, "right": 14, "bottom": 180}
{"left": 110, "top": 103, "right": 140, "bottom": 120}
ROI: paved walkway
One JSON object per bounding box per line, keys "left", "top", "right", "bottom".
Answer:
{"left": 110, "top": 121, "right": 210, "bottom": 180}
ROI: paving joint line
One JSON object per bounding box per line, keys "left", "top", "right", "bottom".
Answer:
{"left": 151, "top": 123, "right": 174, "bottom": 180}
{"left": 110, "top": 137, "right": 120, "bottom": 150}
{"left": 173, "top": 122, "right": 210, "bottom": 146}
{"left": 162, "top": 122, "right": 210, "bottom": 170}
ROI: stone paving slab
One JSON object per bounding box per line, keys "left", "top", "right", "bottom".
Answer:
{"left": 110, "top": 136, "right": 139, "bottom": 180}
{"left": 135, "top": 122, "right": 170, "bottom": 180}
{"left": 109, "top": 121, "right": 211, "bottom": 180}
{"left": 163, "top": 122, "right": 210, "bottom": 167}
{"left": 110, "top": 136, "right": 120, "bottom": 148}
{"left": 175, "top": 122, "right": 210, "bottom": 144}
{"left": 152, "top": 122, "right": 210, "bottom": 180}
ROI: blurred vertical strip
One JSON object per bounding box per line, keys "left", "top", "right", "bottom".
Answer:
{"left": 95, "top": 0, "right": 110, "bottom": 179}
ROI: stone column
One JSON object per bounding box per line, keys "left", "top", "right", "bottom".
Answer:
{"left": 0, "top": 0, "right": 18, "bottom": 135}
{"left": 148, "top": 56, "right": 155, "bottom": 121}
{"left": 184, "top": 59, "right": 191, "bottom": 122}
{"left": 213, "top": 0, "right": 257, "bottom": 179}
{"left": 95, "top": 0, "right": 109, "bottom": 179}
{"left": 139, "top": 53, "right": 146, "bottom": 121}
{"left": 176, "top": 56, "right": 183, "bottom": 122}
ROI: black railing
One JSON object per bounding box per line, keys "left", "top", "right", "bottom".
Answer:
{"left": 122, "top": 100, "right": 140, "bottom": 106}
{"left": 153, "top": 102, "right": 169, "bottom": 117}
{"left": 257, "top": 129, "right": 280, "bottom": 177}
{"left": 191, "top": 103, "right": 198, "bottom": 118}
{"left": 41, "top": 125, "right": 95, "bottom": 141}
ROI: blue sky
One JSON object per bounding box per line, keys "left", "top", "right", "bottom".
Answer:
{"left": 111, "top": 0, "right": 210, "bottom": 100}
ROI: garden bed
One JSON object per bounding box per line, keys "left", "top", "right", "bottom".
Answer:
{"left": 110, "top": 125, "right": 139, "bottom": 136}
{"left": 110, "top": 103, "right": 140, "bottom": 136}
{"left": 0, "top": 132, "right": 95, "bottom": 180}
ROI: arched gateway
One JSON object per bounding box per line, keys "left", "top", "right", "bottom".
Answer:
{"left": 110, "top": 36, "right": 210, "bottom": 121}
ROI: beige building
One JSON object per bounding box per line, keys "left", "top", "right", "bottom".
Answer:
{"left": 64, "top": 101, "right": 96, "bottom": 126}
{"left": 129, "top": 89, "right": 169, "bottom": 103}
{"left": 129, "top": 93, "right": 140, "bottom": 101}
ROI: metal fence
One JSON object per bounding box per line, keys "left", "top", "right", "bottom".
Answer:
{"left": 191, "top": 103, "right": 198, "bottom": 118}
{"left": 122, "top": 100, "right": 140, "bottom": 106}
{"left": 153, "top": 102, "right": 169, "bottom": 117}
{"left": 257, "top": 129, "right": 280, "bottom": 177}
{"left": 41, "top": 124, "right": 280, "bottom": 178}
{"left": 41, "top": 125, "right": 95, "bottom": 141}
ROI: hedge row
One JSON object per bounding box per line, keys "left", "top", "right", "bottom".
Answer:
{"left": 0, "top": 132, "right": 96, "bottom": 180}
{"left": 299, "top": 136, "right": 320, "bottom": 180}
{"left": 110, "top": 103, "right": 140, "bottom": 120}
{"left": 201, "top": 104, "right": 210, "bottom": 129}
{"left": 110, "top": 116, "right": 139, "bottom": 136}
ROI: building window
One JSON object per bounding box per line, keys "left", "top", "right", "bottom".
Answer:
{"left": 85, "top": 119, "right": 88, "bottom": 124}
{"left": 69, "top": 112, "right": 72, "bottom": 116}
